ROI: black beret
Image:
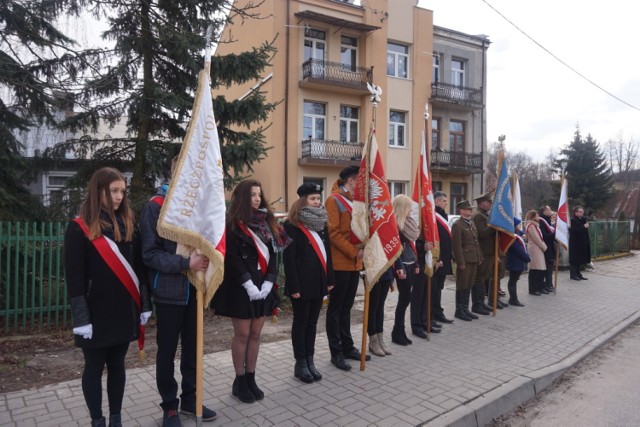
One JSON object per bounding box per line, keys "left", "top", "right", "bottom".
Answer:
{"left": 297, "top": 182, "right": 323, "bottom": 197}
{"left": 339, "top": 165, "right": 360, "bottom": 181}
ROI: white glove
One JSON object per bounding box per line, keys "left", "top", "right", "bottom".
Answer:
{"left": 73, "top": 324, "right": 93, "bottom": 339}
{"left": 242, "top": 280, "right": 262, "bottom": 301}
{"left": 260, "top": 281, "right": 274, "bottom": 299}
{"left": 140, "top": 311, "right": 152, "bottom": 326}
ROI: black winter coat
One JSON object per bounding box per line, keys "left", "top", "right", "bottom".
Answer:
{"left": 569, "top": 215, "right": 591, "bottom": 265}
{"left": 434, "top": 206, "right": 453, "bottom": 276}
{"left": 283, "top": 222, "right": 334, "bottom": 300}
{"left": 506, "top": 235, "right": 531, "bottom": 272}
{"left": 539, "top": 214, "right": 557, "bottom": 263}
{"left": 211, "top": 224, "right": 280, "bottom": 319}
{"left": 64, "top": 219, "right": 151, "bottom": 349}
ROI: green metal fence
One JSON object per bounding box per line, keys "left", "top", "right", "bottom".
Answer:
{"left": 0, "top": 222, "right": 69, "bottom": 334}
{"left": 589, "top": 220, "right": 630, "bottom": 258}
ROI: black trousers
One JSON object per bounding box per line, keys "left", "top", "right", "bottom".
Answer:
{"left": 291, "top": 297, "right": 323, "bottom": 360}
{"left": 507, "top": 270, "right": 522, "bottom": 300}
{"left": 81, "top": 342, "right": 130, "bottom": 420}
{"left": 394, "top": 264, "right": 419, "bottom": 333}
{"left": 326, "top": 270, "right": 360, "bottom": 356}
{"left": 431, "top": 272, "right": 446, "bottom": 317}
{"left": 155, "top": 288, "right": 197, "bottom": 411}
{"left": 411, "top": 267, "right": 428, "bottom": 332}
{"left": 367, "top": 279, "right": 391, "bottom": 335}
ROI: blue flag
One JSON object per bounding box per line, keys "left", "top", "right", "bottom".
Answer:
{"left": 488, "top": 154, "right": 515, "bottom": 253}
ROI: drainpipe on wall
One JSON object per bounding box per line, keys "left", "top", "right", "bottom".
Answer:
{"left": 480, "top": 38, "right": 486, "bottom": 194}
{"left": 283, "top": 0, "right": 291, "bottom": 212}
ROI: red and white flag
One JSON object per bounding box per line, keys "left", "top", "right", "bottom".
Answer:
{"left": 351, "top": 128, "right": 402, "bottom": 289}
{"left": 412, "top": 130, "right": 439, "bottom": 277}
{"left": 556, "top": 174, "right": 569, "bottom": 249}
{"left": 158, "top": 69, "right": 226, "bottom": 305}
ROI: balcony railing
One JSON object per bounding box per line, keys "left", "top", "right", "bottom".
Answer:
{"left": 301, "top": 139, "right": 363, "bottom": 162}
{"left": 302, "top": 59, "right": 372, "bottom": 91}
{"left": 431, "top": 149, "right": 483, "bottom": 172}
{"left": 431, "top": 82, "right": 483, "bottom": 107}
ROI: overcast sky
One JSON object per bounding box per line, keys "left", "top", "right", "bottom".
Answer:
{"left": 417, "top": 0, "right": 640, "bottom": 162}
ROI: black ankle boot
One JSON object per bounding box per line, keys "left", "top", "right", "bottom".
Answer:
{"left": 306, "top": 356, "right": 322, "bottom": 381}
{"left": 232, "top": 374, "right": 256, "bottom": 403}
{"left": 245, "top": 372, "right": 264, "bottom": 400}
{"left": 91, "top": 417, "right": 106, "bottom": 427}
{"left": 108, "top": 414, "right": 122, "bottom": 427}
{"left": 294, "top": 359, "right": 314, "bottom": 383}
{"left": 391, "top": 327, "right": 409, "bottom": 346}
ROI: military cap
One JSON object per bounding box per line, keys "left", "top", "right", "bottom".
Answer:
{"left": 474, "top": 191, "right": 493, "bottom": 203}
{"left": 456, "top": 200, "right": 473, "bottom": 210}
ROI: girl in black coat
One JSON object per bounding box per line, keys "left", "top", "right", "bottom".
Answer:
{"left": 212, "top": 179, "right": 290, "bottom": 403}
{"left": 283, "top": 183, "right": 335, "bottom": 383}
{"left": 64, "top": 167, "right": 151, "bottom": 427}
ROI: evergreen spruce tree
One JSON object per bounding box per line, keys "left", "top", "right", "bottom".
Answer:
{"left": 0, "top": 0, "right": 96, "bottom": 220}
{"left": 558, "top": 127, "right": 613, "bottom": 213}
{"left": 53, "top": 1, "right": 276, "bottom": 208}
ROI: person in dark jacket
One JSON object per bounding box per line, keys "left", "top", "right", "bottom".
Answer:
{"left": 506, "top": 218, "right": 531, "bottom": 306}
{"left": 140, "top": 161, "right": 216, "bottom": 426}
{"left": 432, "top": 191, "right": 454, "bottom": 324}
{"left": 283, "top": 183, "right": 335, "bottom": 382}
{"left": 391, "top": 195, "right": 423, "bottom": 344}
{"left": 538, "top": 205, "right": 557, "bottom": 292}
{"left": 569, "top": 206, "right": 591, "bottom": 280}
{"left": 65, "top": 167, "right": 151, "bottom": 427}
{"left": 211, "top": 179, "right": 290, "bottom": 403}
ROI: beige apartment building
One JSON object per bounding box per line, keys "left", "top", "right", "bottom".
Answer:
{"left": 217, "top": 0, "right": 488, "bottom": 214}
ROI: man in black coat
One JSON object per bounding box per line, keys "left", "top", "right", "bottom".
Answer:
{"left": 538, "top": 205, "right": 557, "bottom": 292}
{"left": 433, "top": 191, "right": 454, "bottom": 324}
{"left": 569, "top": 206, "right": 591, "bottom": 280}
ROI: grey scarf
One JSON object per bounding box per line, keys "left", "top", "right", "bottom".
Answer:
{"left": 401, "top": 215, "right": 420, "bottom": 242}
{"left": 298, "top": 206, "right": 327, "bottom": 232}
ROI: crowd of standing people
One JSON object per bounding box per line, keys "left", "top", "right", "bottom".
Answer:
{"left": 65, "top": 164, "right": 593, "bottom": 426}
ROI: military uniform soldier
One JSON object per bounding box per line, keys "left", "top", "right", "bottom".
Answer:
{"left": 451, "top": 200, "right": 483, "bottom": 321}
{"left": 471, "top": 192, "right": 501, "bottom": 315}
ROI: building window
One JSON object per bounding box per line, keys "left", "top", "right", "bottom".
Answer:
{"left": 341, "top": 36, "right": 358, "bottom": 71}
{"left": 45, "top": 173, "right": 74, "bottom": 207}
{"left": 304, "top": 29, "right": 326, "bottom": 62}
{"left": 388, "top": 181, "right": 407, "bottom": 199}
{"left": 389, "top": 111, "right": 406, "bottom": 147}
{"left": 433, "top": 181, "right": 442, "bottom": 192}
{"left": 339, "top": 106, "right": 359, "bottom": 143}
{"left": 387, "top": 42, "right": 408, "bottom": 78}
{"left": 303, "top": 101, "right": 326, "bottom": 140}
{"left": 451, "top": 58, "right": 465, "bottom": 87}
{"left": 449, "top": 120, "right": 465, "bottom": 166}
{"left": 432, "top": 117, "right": 440, "bottom": 150}
{"left": 303, "top": 177, "right": 325, "bottom": 200}
{"left": 450, "top": 182, "right": 466, "bottom": 212}
{"left": 432, "top": 53, "right": 441, "bottom": 83}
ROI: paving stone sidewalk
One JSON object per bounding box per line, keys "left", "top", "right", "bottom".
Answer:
{"left": 1, "top": 253, "right": 638, "bottom": 426}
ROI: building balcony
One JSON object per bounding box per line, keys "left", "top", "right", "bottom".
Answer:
{"left": 299, "top": 138, "right": 363, "bottom": 166}
{"left": 431, "top": 149, "right": 483, "bottom": 173}
{"left": 300, "top": 59, "right": 372, "bottom": 94}
{"left": 431, "top": 82, "right": 483, "bottom": 108}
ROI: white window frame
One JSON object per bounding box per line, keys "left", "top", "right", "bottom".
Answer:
{"left": 432, "top": 53, "right": 441, "bottom": 83}
{"left": 339, "top": 105, "right": 359, "bottom": 143}
{"left": 451, "top": 58, "right": 465, "bottom": 87}
{"left": 387, "top": 42, "right": 409, "bottom": 78}
{"left": 303, "top": 101, "right": 326, "bottom": 140}
{"left": 340, "top": 35, "right": 358, "bottom": 71}
{"left": 389, "top": 111, "right": 406, "bottom": 148}
{"left": 44, "top": 172, "right": 75, "bottom": 206}
{"left": 304, "top": 29, "right": 326, "bottom": 62}
{"left": 388, "top": 181, "right": 407, "bottom": 199}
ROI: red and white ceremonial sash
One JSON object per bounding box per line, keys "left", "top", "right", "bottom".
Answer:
{"left": 331, "top": 193, "right": 353, "bottom": 213}
{"left": 526, "top": 222, "right": 543, "bottom": 241}
{"left": 539, "top": 217, "right": 555, "bottom": 233}
{"left": 73, "top": 217, "right": 145, "bottom": 350}
{"left": 236, "top": 222, "right": 270, "bottom": 275}
{"left": 514, "top": 234, "right": 527, "bottom": 250}
{"left": 436, "top": 212, "right": 452, "bottom": 238}
{"left": 299, "top": 225, "right": 327, "bottom": 273}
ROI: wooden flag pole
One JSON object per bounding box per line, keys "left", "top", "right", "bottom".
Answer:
{"left": 492, "top": 232, "right": 499, "bottom": 316}
{"left": 360, "top": 283, "right": 370, "bottom": 371}
{"left": 195, "top": 291, "right": 204, "bottom": 426}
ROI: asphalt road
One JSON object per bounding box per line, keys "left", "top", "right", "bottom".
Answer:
{"left": 491, "top": 320, "right": 640, "bottom": 427}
